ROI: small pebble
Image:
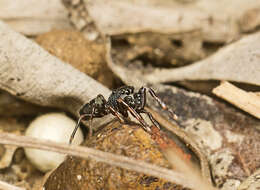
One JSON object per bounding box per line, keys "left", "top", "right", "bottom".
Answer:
{"left": 25, "top": 113, "right": 84, "bottom": 172}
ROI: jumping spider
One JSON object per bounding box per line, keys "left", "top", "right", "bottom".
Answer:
{"left": 69, "top": 86, "right": 178, "bottom": 144}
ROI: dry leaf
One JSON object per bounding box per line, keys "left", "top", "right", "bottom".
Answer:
{"left": 0, "top": 0, "right": 72, "bottom": 35}
{"left": 84, "top": 0, "right": 260, "bottom": 42}
{"left": 0, "top": 21, "right": 111, "bottom": 122}
{"left": 144, "top": 84, "right": 260, "bottom": 189}
{"left": 106, "top": 31, "right": 260, "bottom": 87}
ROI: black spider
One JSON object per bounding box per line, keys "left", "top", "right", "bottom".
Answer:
{"left": 69, "top": 86, "right": 178, "bottom": 144}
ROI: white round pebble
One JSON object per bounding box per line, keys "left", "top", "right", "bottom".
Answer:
{"left": 25, "top": 113, "right": 84, "bottom": 173}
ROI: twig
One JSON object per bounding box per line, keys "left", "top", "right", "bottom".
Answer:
{"left": 0, "top": 180, "right": 25, "bottom": 190}
{"left": 0, "top": 132, "right": 201, "bottom": 190}
{"left": 213, "top": 81, "right": 260, "bottom": 119}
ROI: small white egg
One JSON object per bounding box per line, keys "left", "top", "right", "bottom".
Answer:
{"left": 25, "top": 113, "right": 84, "bottom": 172}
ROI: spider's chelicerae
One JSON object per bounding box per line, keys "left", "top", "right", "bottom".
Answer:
{"left": 69, "top": 86, "right": 178, "bottom": 144}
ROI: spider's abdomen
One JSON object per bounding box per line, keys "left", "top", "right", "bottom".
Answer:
{"left": 79, "top": 94, "right": 107, "bottom": 120}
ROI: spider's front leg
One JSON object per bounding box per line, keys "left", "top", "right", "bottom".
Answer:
{"left": 69, "top": 112, "right": 93, "bottom": 144}
{"left": 140, "top": 109, "right": 161, "bottom": 130}
{"left": 141, "top": 87, "right": 178, "bottom": 121}
{"left": 107, "top": 105, "right": 125, "bottom": 123}
{"left": 117, "top": 98, "right": 152, "bottom": 133}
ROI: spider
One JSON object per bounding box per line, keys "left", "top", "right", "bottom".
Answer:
{"left": 69, "top": 86, "right": 178, "bottom": 144}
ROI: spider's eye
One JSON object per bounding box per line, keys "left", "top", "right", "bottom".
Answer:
{"left": 134, "top": 93, "right": 141, "bottom": 99}
{"left": 127, "top": 87, "right": 134, "bottom": 94}
{"left": 124, "top": 96, "right": 135, "bottom": 106}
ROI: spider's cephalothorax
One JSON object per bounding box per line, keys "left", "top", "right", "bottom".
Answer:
{"left": 69, "top": 86, "right": 178, "bottom": 144}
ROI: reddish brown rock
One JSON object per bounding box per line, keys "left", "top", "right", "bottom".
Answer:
{"left": 44, "top": 121, "right": 195, "bottom": 190}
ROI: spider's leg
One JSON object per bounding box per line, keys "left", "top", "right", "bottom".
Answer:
{"left": 88, "top": 108, "right": 95, "bottom": 138}
{"left": 69, "top": 113, "right": 91, "bottom": 144}
{"left": 117, "top": 98, "right": 151, "bottom": 133}
{"left": 136, "top": 88, "right": 160, "bottom": 128}
{"left": 108, "top": 106, "right": 125, "bottom": 123}
{"left": 141, "top": 109, "right": 161, "bottom": 129}
{"left": 145, "top": 87, "right": 178, "bottom": 121}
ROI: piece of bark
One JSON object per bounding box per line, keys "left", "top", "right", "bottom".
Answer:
{"left": 0, "top": 20, "right": 111, "bottom": 126}
{"left": 213, "top": 81, "right": 260, "bottom": 119}
{"left": 0, "top": 0, "right": 72, "bottom": 35}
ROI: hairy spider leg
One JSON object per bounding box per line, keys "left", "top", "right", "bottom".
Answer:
{"left": 107, "top": 106, "right": 125, "bottom": 123}
{"left": 144, "top": 87, "right": 178, "bottom": 121}
{"left": 141, "top": 109, "right": 161, "bottom": 129}
{"left": 69, "top": 113, "right": 91, "bottom": 144}
{"left": 117, "top": 98, "right": 152, "bottom": 133}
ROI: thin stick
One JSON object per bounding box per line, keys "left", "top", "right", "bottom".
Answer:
{"left": 213, "top": 81, "right": 260, "bottom": 119}
{"left": 0, "top": 132, "right": 197, "bottom": 189}
{"left": 0, "top": 180, "right": 25, "bottom": 190}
